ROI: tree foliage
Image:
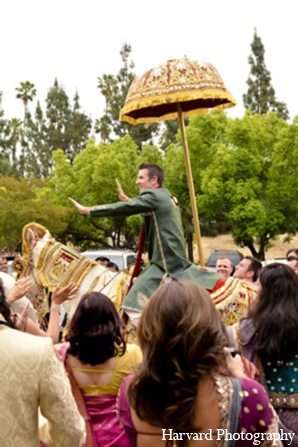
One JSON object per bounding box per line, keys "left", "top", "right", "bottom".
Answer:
{"left": 21, "top": 80, "right": 92, "bottom": 178}
{"left": 96, "top": 43, "right": 159, "bottom": 150}
{"left": 198, "top": 110, "right": 292, "bottom": 259}
{"left": 0, "top": 176, "right": 69, "bottom": 252}
{"left": 0, "top": 93, "right": 12, "bottom": 174}
{"left": 45, "top": 80, "right": 92, "bottom": 163}
{"left": 243, "top": 30, "right": 289, "bottom": 120}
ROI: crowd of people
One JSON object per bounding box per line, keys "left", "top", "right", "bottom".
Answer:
{"left": 95, "top": 256, "right": 120, "bottom": 272}
{"left": 1, "top": 163, "right": 297, "bottom": 446}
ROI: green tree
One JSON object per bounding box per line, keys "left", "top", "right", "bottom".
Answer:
{"left": 96, "top": 74, "right": 118, "bottom": 141}
{"left": 21, "top": 81, "right": 93, "bottom": 178}
{"left": 159, "top": 120, "right": 180, "bottom": 152}
{"left": 0, "top": 92, "right": 11, "bottom": 172}
{"left": 0, "top": 94, "right": 21, "bottom": 176}
{"left": 0, "top": 176, "right": 69, "bottom": 252}
{"left": 46, "top": 80, "right": 92, "bottom": 163}
{"left": 96, "top": 43, "right": 159, "bottom": 150}
{"left": 7, "top": 118, "right": 23, "bottom": 167}
{"left": 159, "top": 118, "right": 190, "bottom": 152}
{"left": 67, "top": 91, "right": 92, "bottom": 161}
{"left": 25, "top": 101, "right": 50, "bottom": 177}
{"left": 199, "top": 111, "right": 291, "bottom": 260}
{"left": 45, "top": 78, "right": 72, "bottom": 154}
{"left": 243, "top": 30, "right": 289, "bottom": 120}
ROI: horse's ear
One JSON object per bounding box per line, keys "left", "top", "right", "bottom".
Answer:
{"left": 25, "top": 228, "right": 36, "bottom": 249}
{"left": 22, "top": 223, "right": 50, "bottom": 255}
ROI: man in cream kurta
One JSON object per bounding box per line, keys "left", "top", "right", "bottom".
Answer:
{"left": 69, "top": 163, "right": 220, "bottom": 327}
{"left": 0, "top": 324, "right": 86, "bottom": 447}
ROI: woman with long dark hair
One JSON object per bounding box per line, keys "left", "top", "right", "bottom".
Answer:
{"left": 58, "top": 291, "right": 142, "bottom": 447}
{"left": 117, "top": 279, "right": 281, "bottom": 447}
{"left": 227, "top": 262, "right": 298, "bottom": 445}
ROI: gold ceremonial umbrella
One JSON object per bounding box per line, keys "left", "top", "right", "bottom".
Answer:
{"left": 120, "top": 59, "right": 236, "bottom": 265}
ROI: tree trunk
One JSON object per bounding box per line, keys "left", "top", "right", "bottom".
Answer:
{"left": 246, "top": 240, "right": 265, "bottom": 261}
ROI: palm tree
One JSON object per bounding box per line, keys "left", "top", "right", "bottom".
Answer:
{"left": 15, "top": 81, "right": 37, "bottom": 176}
{"left": 15, "top": 81, "right": 37, "bottom": 124}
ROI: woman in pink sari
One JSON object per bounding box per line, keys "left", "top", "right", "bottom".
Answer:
{"left": 58, "top": 292, "right": 142, "bottom": 447}
{"left": 117, "top": 279, "right": 281, "bottom": 447}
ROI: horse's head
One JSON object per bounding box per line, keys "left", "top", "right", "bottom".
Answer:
{"left": 13, "top": 222, "right": 129, "bottom": 325}
{"left": 12, "top": 223, "right": 52, "bottom": 279}
{"left": 22, "top": 223, "right": 51, "bottom": 253}
{"left": 12, "top": 223, "right": 53, "bottom": 320}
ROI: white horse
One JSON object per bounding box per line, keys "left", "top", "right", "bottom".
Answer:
{"left": 13, "top": 223, "right": 257, "bottom": 333}
{"left": 12, "top": 223, "right": 133, "bottom": 323}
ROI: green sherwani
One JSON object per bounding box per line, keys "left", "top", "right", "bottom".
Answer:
{"left": 91, "top": 187, "right": 220, "bottom": 312}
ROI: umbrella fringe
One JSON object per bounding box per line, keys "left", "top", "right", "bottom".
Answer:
{"left": 120, "top": 88, "right": 236, "bottom": 124}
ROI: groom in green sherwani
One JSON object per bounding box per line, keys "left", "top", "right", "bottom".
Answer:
{"left": 69, "top": 163, "right": 220, "bottom": 327}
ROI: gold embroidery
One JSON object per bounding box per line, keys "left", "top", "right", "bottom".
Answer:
{"left": 225, "top": 311, "right": 239, "bottom": 326}
{"left": 212, "top": 279, "right": 257, "bottom": 326}
{"left": 36, "top": 241, "right": 96, "bottom": 291}
{"left": 214, "top": 376, "right": 233, "bottom": 447}
{"left": 11, "top": 258, "right": 28, "bottom": 278}
{"left": 136, "top": 292, "right": 149, "bottom": 309}
{"left": 269, "top": 392, "right": 298, "bottom": 408}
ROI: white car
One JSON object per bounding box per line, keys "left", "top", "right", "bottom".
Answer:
{"left": 81, "top": 249, "right": 137, "bottom": 271}
{"left": 261, "top": 258, "right": 287, "bottom": 267}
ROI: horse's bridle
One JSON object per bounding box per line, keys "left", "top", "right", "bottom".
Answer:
{"left": 23, "top": 244, "right": 51, "bottom": 322}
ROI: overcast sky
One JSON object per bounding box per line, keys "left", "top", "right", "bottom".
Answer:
{"left": 1, "top": 0, "right": 297, "bottom": 127}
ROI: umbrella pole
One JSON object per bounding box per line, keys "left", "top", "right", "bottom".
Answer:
{"left": 177, "top": 104, "right": 204, "bottom": 266}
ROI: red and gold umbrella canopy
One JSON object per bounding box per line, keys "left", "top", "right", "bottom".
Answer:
{"left": 120, "top": 59, "right": 236, "bottom": 264}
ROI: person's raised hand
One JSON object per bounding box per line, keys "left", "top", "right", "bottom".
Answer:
{"left": 116, "top": 179, "right": 130, "bottom": 203}
{"left": 68, "top": 197, "right": 91, "bottom": 215}
{"left": 197, "top": 265, "right": 208, "bottom": 271}
{"left": 8, "top": 277, "right": 32, "bottom": 303}
{"left": 11, "top": 302, "right": 29, "bottom": 332}
{"left": 223, "top": 347, "right": 246, "bottom": 378}
{"left": 51, "top": 282, "right": 78, "bottom": 306}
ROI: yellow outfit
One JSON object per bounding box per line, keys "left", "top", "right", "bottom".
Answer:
{"left": 72, "top": 343, "right": 142, "bottom": 395}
